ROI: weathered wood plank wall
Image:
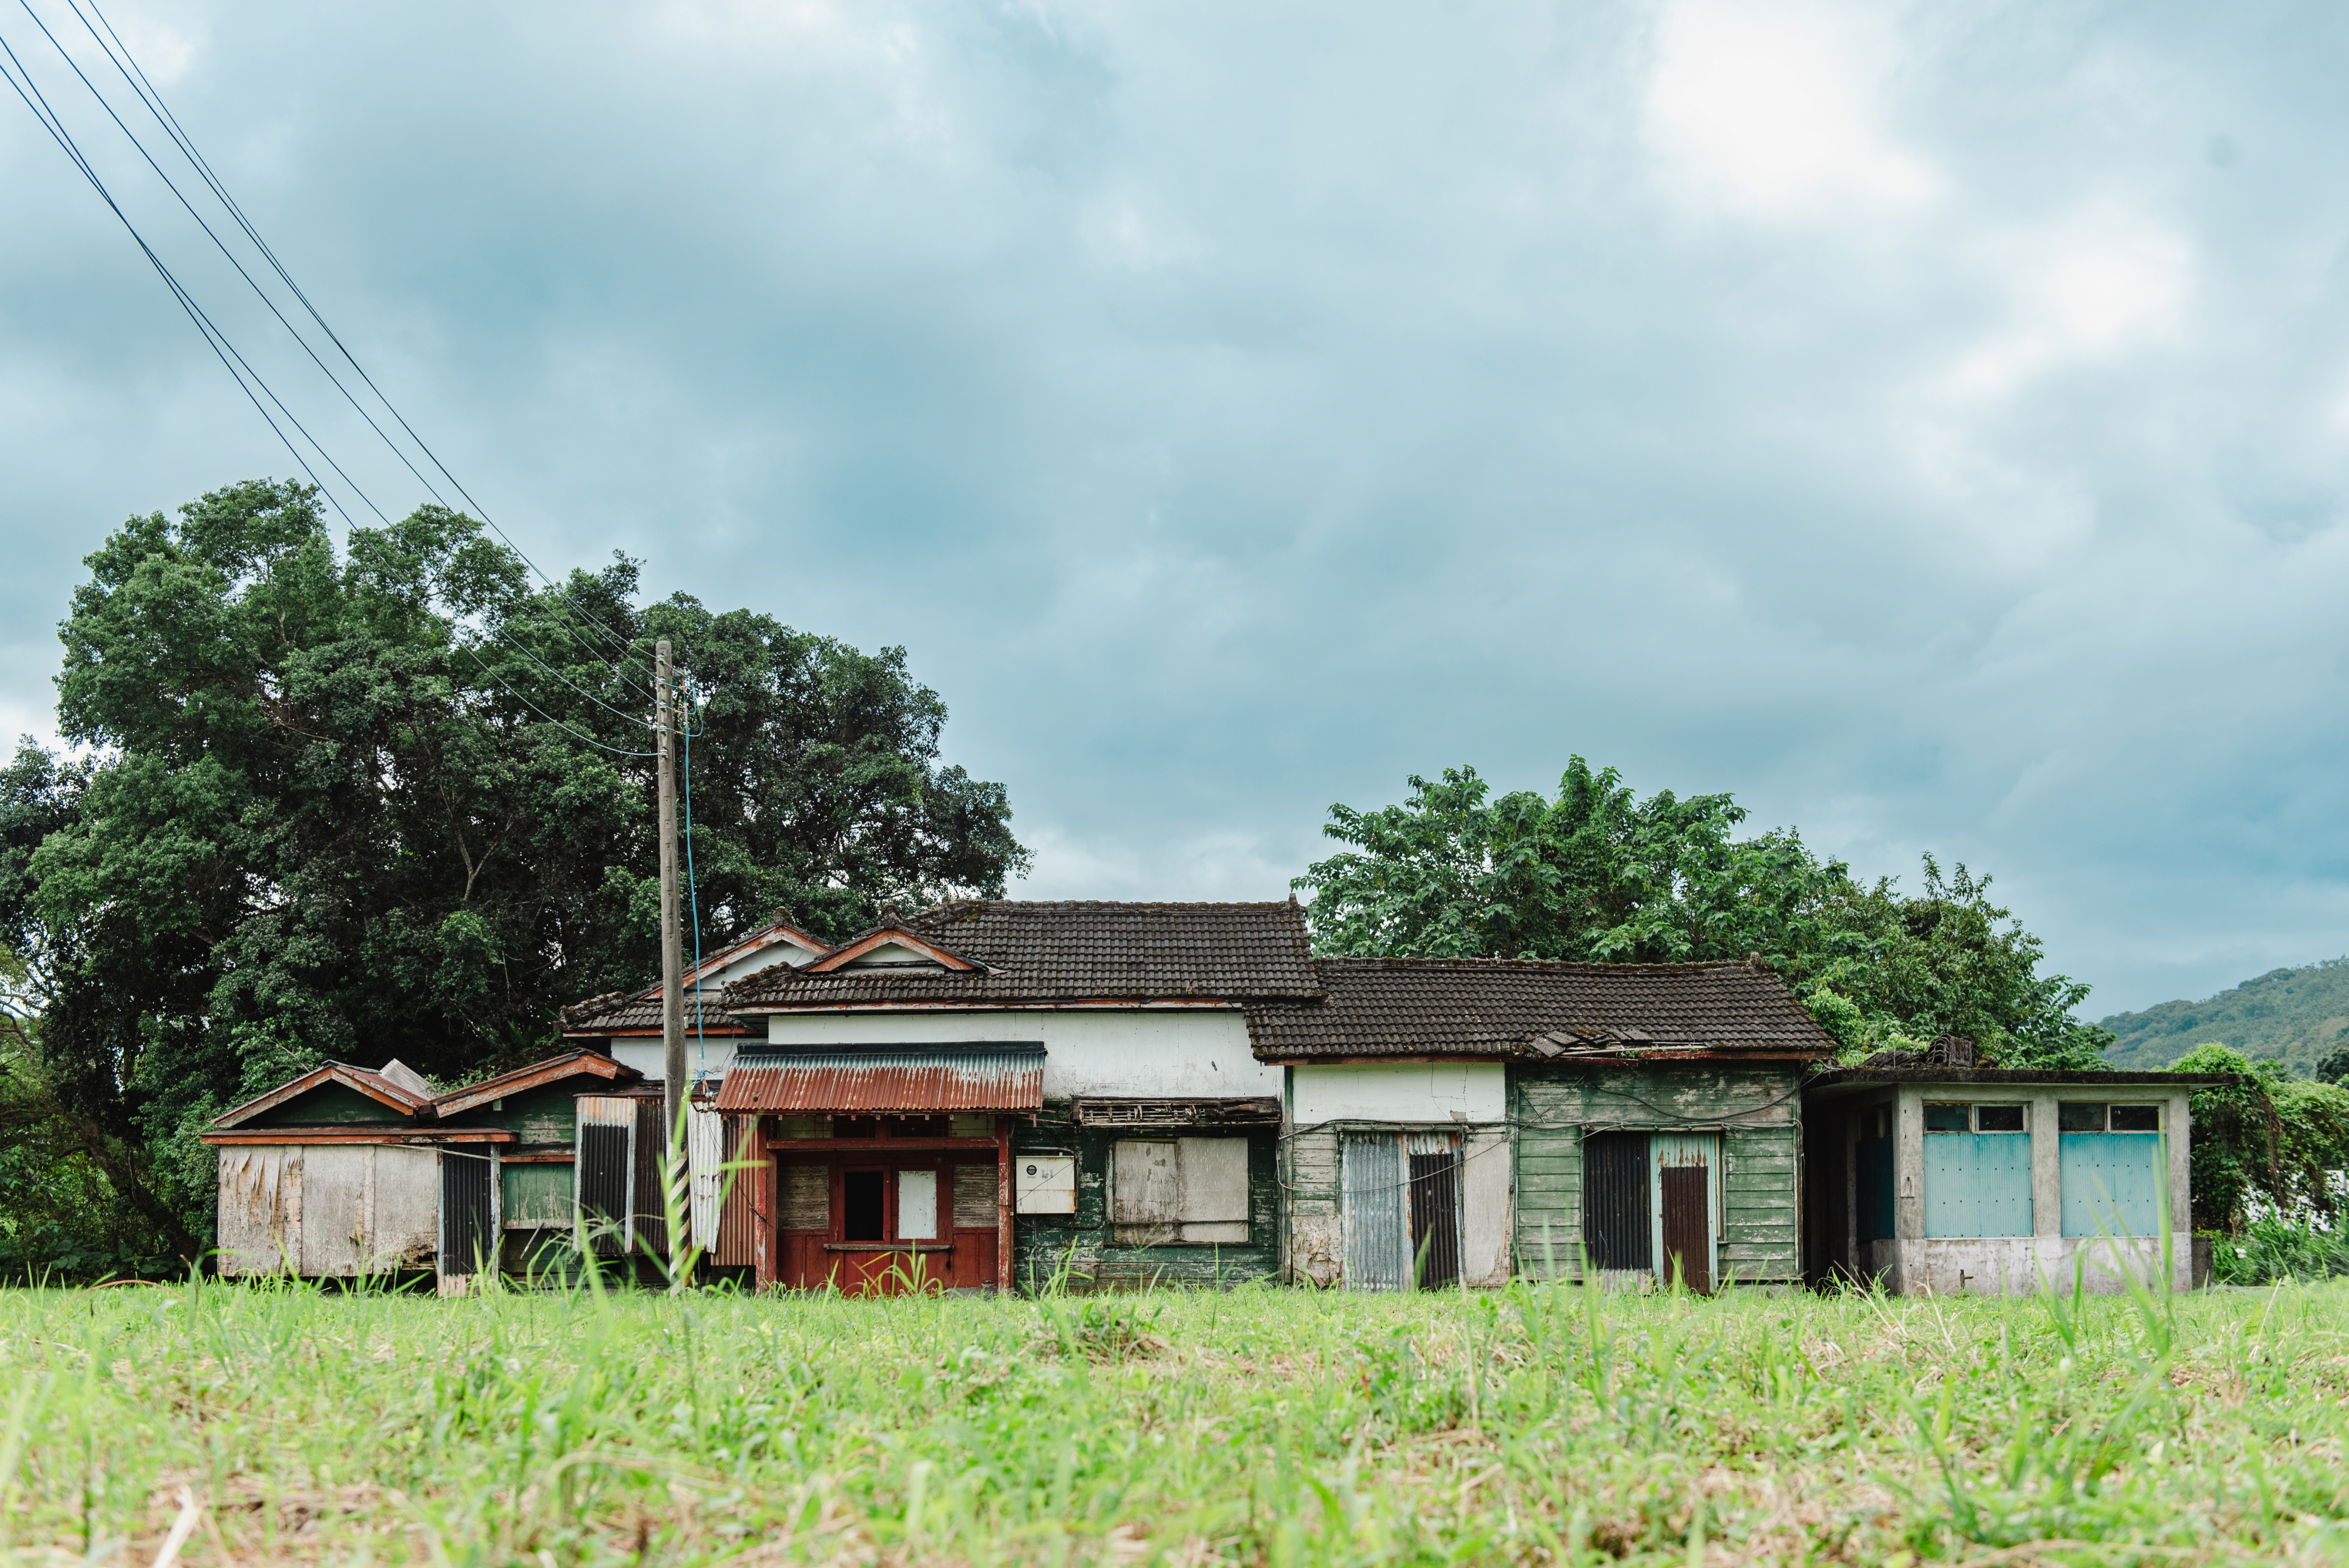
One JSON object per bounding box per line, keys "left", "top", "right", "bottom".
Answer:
{"left": 1285, "top": 1127, "right": 1342, "bottom": 1286}
{"left": 1512, "top": 1062, "right": 1806, "bottom": 1285}
{"left": 1010, "top": 1109, "right": 1280, "bottom": 1291}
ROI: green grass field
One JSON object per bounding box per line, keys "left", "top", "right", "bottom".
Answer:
{"left": 2, "top": 1273, "right": 2345, "bottom": 1566}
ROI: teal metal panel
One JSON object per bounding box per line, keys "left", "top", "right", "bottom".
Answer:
{"left": 2059, "top": 1134, "right": 2163, "bottom": 1238}
{"left": 1922, "top": 1134, "right": 2032, "bottom": 1237}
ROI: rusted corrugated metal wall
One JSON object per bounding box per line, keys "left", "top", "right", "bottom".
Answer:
{"left": 714, "top": 1046, "right": 1043, "bottom": 1113}
{"left": 1407, "top": 1142, "right": 1462, "bottom": 1289}
{"left": 438, "top": 1153, "right": 497, "bottom": 1279}
{"left": 576, "top": 1097, "right": 635, "bottom": 1257}
{"left": 1653, "top": 1133, "right": 1718, "bottom": 1293}
{"left": 711, "top": 1114, "right": 764, "bottom": 1267}
{"left": 633, "top": 1097, "right": 670, "bottom": 1261}
{"left": 1342, "top": 1135, "right": 1408, "bottom": 1291}
{"left": 1581, "top": 1132, "right": 1652, "bottom": 1273}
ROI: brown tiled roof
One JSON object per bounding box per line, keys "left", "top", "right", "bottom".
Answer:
{"left": 725, "top": 899, "right": 1320, "bottom": 1008}
{"left": 1247, "top": 957, "right": 1837, "bottom": 1060}
{"left": 559, "top": 992, "right": 749, "bottom": 1036}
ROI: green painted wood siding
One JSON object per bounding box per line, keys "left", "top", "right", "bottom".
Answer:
{"left": 248, "top": 1082, "right": 412, "bottom": 1127}
{"left": 1511, "top": 1063, "right": 1806, "bottom": 1284}
{"left": 501, "top": 1162, "right": 575, "bottom": 1229}
{"left": 1012, "top": 1107, "right": 1280, "bottom": 1292}
{"left": 482, "top": 1082, "right": 579, "bottom": 1145}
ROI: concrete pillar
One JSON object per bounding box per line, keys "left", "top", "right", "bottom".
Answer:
{"left": 1894, "top": 1088, "right": 1923, "bottom": 1240}
{"left": 2030, "top": 1090, "right": 2061, "bottom": 1240}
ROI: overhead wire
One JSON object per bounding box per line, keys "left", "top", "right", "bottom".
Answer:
{"left": 79, "top": 0, "right": 655, "bottom": 684}
{"left": 0, "top": 33, "right": 362, "bottom": 523}
{"left": 35, "top": 0, "right": 660, "bottom": 694}
{"left": 0, "top": 4, "right": 666, "bottom": 758}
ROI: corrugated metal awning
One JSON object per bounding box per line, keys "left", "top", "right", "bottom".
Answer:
{"left": 714, "top": 1043, "right": 1045, "bottom": 1113}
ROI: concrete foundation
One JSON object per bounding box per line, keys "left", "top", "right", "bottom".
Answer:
{"left": 1862, "top": 1234, "right": 2190, "bottom": 1297}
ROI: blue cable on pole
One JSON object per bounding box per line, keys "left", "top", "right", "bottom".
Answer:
{"left": 682, "top": 687, "right": 706, "bottom": 1083}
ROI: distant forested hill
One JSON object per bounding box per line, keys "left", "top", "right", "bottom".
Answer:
{"left": 2099, "top": 957, "right": 2349, "bottom": 1075}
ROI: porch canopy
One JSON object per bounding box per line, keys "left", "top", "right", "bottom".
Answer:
{"left": 714, "top": 1042, "right": 1045, "bottom": 1114}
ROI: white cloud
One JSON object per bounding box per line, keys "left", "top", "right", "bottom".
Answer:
{"left": 1943, "top": 209, "right": 2193, "bottom": 402}
{"left": 1644, "top": 0, "right": 1936, "bottom": 217}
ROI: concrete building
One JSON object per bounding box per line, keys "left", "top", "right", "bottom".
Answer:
{"left": 1801, "top": 1063, "right": 2235, "bottom": 1296}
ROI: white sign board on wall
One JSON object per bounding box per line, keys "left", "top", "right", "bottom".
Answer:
{"left": 1015, "top": 1156, "right": 1076, "bottom": 1214}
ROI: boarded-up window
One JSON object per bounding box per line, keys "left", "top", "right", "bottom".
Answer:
{"left": 439, "top": 1152, "right": 498, "bottom": 1279}
{"left": 1581, "top": 1132, "right": 1652, "bottom": 1274}
{"left": 502, "top": 1162, "right": 574, "bottom": 1229}
{"left": 780, "top": 1166, "right": 830, "bottom": 1230}
{"left": 952, "top": 1165, "right": 998, "bottom": 1229}
{"left": 948, "top": 1114, "right": 995, "bottom": 1138}
{"left": 1112, "top": 1137, "right": 1250, "bottom": 1245}
{"left": 898, "top": 1169, "right": 939, "bottom": 1239}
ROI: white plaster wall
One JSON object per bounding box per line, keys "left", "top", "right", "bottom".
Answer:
{"left": 612, "top": 1039, "right": 739, "bottom": 1081}
{"left": 1290, "top": 1062, "right": 1507, "bottom": 1125}
{"left": 751, "top": 1009, "right": 1277, "bottom": 1099}
{"left": 699, "top": 940, "right": 817, "bottom": 989}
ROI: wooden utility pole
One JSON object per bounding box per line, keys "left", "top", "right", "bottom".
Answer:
{"left": 656, "top": 638, "right": 686, "bottom": 1283}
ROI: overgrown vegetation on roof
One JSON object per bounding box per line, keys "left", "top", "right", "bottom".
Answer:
{"left": 5, "top": 1276, "right": 2347, "bottom": 1563}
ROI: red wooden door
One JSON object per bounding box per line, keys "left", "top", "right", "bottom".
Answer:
{"left": 773, "top": 1152, "right": 1002, "bottom": 1293}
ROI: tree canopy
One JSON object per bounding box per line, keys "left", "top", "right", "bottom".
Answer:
{"left": 2168, "top": 1043, "right": 2349, "bottom": 1232}
{"left": 1293, "top": 761, "right": 2113, "bottom": 1070}
{"left": 0, "top": 479, "right": 1027, "bottom": 1268}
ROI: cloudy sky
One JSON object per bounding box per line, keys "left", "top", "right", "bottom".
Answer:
{"left": 3, "top": 0, "right": 2344, "bottom": 1017}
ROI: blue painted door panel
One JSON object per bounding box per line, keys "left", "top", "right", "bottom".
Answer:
{"left": 1923, "top": 1134, "right": 2032, "bottom": 1237}
{"left": 2059, "top": 1134, "right": 2163, "bottom": 1238}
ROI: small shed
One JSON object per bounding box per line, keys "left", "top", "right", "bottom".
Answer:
{"left": 1803, "top": 1065, "right": 2238, "bottom": 1296}
{"left": 203, "top": 1050, "right": 642, "bottom": 1287}
{"left": 431, "top": 1048, "right": 643, "bottom": 1276}
{"left": 203, "top": 1060, "right": 473, "bottom": 1279}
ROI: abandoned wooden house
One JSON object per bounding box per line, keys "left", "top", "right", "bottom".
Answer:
{"left": 209, "top": 897, "right": 2214, "bottom": 1296}
{"left": 1250, "top": 957, "right": 1835, "bottom": 1292}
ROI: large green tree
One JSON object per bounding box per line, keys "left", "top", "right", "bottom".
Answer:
{"left": 0, "top": 480, "right": 1028, "bottom": 1264}
{"left": 1294, "top": 761, "right": 2113, "bottom": 1069}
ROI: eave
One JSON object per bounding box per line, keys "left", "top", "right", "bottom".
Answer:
{"left": 428, "top": 1049, "right": 641, "bottom": 1119}
{"left": 200, "top": 1127, "right": 516, "bottom": 1145}
{"left": 210, "top": 1063, "right": 430, "bottom": 1129}
{"left": 730, "top": 997, "right": 1253, "bottom": 1015}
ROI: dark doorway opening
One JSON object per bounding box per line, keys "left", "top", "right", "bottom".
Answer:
{"left": 842, "top": 1169, "right": 886, "bottom": 1241}
{"left": 1581, "top": 1131, "right": 1653, "bottom": 1273}
{"left": 1408, "top": 1150, "right": 1461, "bottom": 1289}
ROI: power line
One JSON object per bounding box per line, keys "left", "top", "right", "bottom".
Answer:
{"left": 0, "top": 34, "right": 363, "bottom": 523}
{"left": 67, "top": 0, "right": 658, "bottom": 687}
{"left": 1, "top": 35, "right": 655, "bottom": 761}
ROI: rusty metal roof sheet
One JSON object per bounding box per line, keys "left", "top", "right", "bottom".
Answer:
{"left": 714, "top": 1043, "right": 1046, "bottom": 1113}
